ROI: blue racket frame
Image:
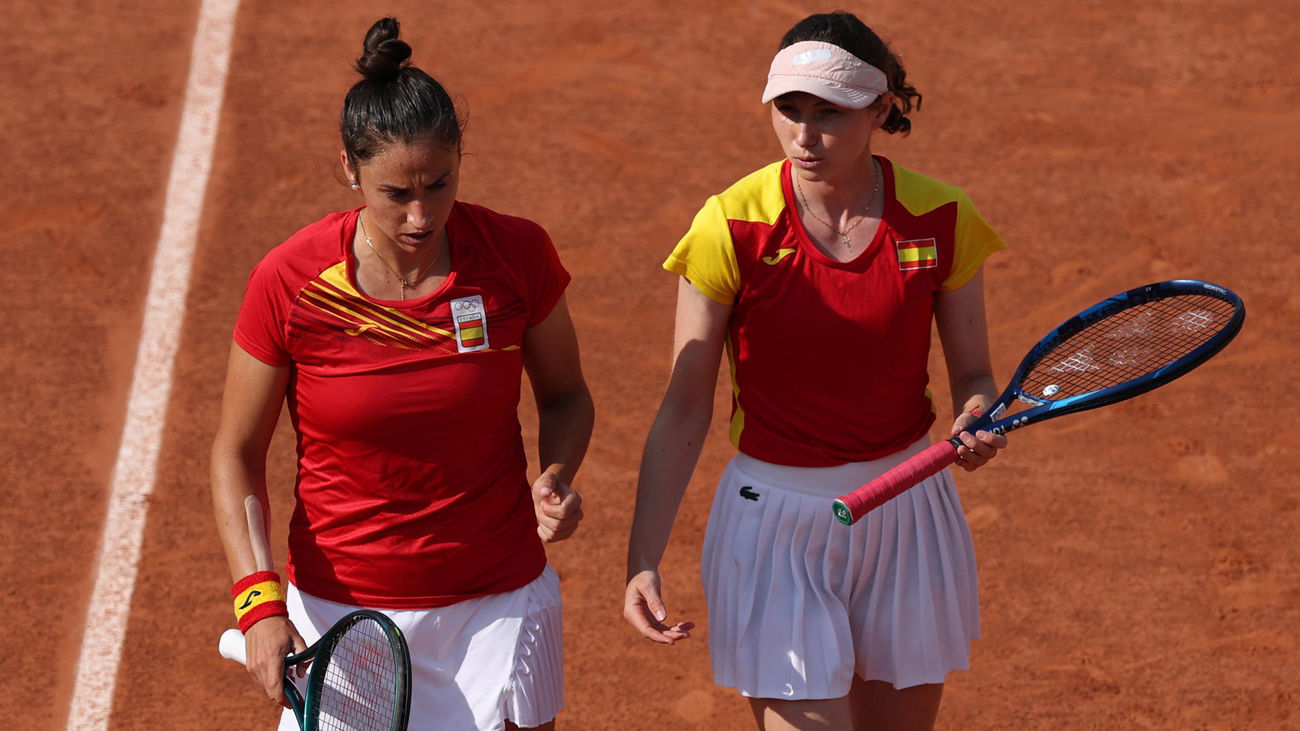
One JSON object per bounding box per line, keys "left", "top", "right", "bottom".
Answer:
{"left": 965, "top": 279, "right": 1245, "bottom": 439}
{"left": 831, "top": 279, "right": 1245, "bottom": 525}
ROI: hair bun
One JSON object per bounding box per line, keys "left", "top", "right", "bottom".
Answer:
{"left": 355, "top": 17, "right": 411, "bottom": 82}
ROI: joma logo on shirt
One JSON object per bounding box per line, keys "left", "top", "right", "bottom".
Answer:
{"left": 344, "top": 323, "right": 377, "bottom": 337}
{"left": 761, "top": 248, "right": 796, "bottom": 265}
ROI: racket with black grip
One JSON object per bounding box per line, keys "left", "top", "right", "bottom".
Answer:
{"left": 833, "top": 279, "right": 1245, "bottom": 525}
{"left": 220, "top": 610, "right": 412, "bottom": 731}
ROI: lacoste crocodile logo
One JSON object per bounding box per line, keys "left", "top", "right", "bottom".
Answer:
{"left": 739, "top": 485, "right": 760, "bottom": 501}
{"left": 761, "top": 248, "right": 796, "bottom": 265}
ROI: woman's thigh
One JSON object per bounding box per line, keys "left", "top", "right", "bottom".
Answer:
{"left": 747, "top": 678, "right": 943, "bottom": 731}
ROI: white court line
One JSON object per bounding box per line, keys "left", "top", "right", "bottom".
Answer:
{"left": 66, "top": 0, "right": 240, "bottom": 727}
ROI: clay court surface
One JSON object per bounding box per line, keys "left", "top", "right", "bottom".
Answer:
{"left": 5, "top": 0, "right": 1297, "bottom": 728}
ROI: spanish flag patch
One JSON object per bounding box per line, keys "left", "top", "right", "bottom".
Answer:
{"left": 896, "top": 238, "right": 938, "bottom": 271}
{"left": 452, "top": 294, "right": 490, "bottom": 352}
{"left": 459, "top": 320, "right": 485, "bottom": 348}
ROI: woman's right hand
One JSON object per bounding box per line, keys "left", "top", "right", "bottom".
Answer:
{"left": 243, "top": 616, "right": 306, "bottom": 707}
{"left": 624, "top": 569, "right": 694, "bottom": 644}
{"left": 620, "top": 280, "right": 724, "bottom": 648}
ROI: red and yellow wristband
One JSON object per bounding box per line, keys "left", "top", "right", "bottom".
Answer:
{"left": 231, "top": 570, "right": 287, "bottom": 633}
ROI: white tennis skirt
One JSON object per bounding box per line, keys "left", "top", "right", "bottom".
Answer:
{"left": 280, "top": 565, "right": 563, "bottom": 731}
{"left": 701, "top": 437, "right": 980, "bottom": 699}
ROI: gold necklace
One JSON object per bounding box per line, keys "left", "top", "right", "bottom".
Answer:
{"left": 358, "top": 215, "right": 443, "bottom": 300}
{"left": 794, "top": 161, "right": 880, "bottom": 248}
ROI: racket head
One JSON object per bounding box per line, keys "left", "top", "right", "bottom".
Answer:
{"left": 300, "top": 610, "right": 412, "bottom": 731}
{"left": 992, "top": 279, "right": 1244, "bottom": 431}
{"left": 830, "top": 280, "right": 1244, "bottom": 526}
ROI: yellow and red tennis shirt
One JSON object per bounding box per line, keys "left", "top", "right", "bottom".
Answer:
{"left": 234, "top": 203, "right": 569, "bottom": 609}
{"left": 666, "top": 157, "right": 1005, "bottom": 466}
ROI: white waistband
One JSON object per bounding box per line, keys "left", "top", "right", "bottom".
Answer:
{"left": 730, "top": 435, "right": 935, "bottom": 498}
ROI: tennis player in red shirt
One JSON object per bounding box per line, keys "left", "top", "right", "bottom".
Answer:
{"left": 212, "top": 17, "right": 592, "bottom": 731}
{"left": 625, "top": 11, "right": 1007, "bottom": 730}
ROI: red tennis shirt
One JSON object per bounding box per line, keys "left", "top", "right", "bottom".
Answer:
{"left": 234, "top": 203, "right": 568, "bottom": 608}
{"left": 665, "top": 158, "right": 1005, "bottom": 466}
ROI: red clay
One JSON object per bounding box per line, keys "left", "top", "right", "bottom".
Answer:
{"left": 5, "top": 1, "right": 1297, "bottom": 728}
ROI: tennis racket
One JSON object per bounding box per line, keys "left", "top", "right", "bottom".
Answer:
{"left": 220, "top": 610, "right": 412, "bottom": 731}
{"left": 832, "top": 279, "right": 1245, "bottom": 526}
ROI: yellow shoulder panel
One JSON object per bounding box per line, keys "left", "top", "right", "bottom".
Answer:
{"left": 713, "top": 160, "right": 787, "bottom": 225}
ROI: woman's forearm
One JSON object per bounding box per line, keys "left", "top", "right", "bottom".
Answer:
{"left": 626, "top": 398, "right": 713, "bottom": 577}
{"left": 211, "top": 449, "right": 271, "bottom": 581}
{"left": 210, "top": 344, "right": 289, "bottom": 582}
{"left": 949, "top": 372, "right": 998, "bottom": 420}
{"left": 535, "top": 389, "right": 595, "bottom": 485}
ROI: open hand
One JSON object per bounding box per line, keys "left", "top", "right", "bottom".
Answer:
{"left": 623, "top": 570, "right": 695, "bottom": 644}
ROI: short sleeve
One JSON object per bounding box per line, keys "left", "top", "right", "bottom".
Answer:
{"left": 232, "top": 255, "right": 292, "bottom": 366}
{"left": 663, "top": 195, "right": 742, "bottom": 305}
{"left": 942, "top": 192, "right": 1006, "bottom": 291}
{"left": 523, "top": 224, "right": 571, "bottom": 327}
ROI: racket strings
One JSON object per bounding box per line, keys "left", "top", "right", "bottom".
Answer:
{"left": 314, "top": 619, "right": 400, "bottom": 730}
{"left": 1023, "top": 294, "right": 1236, "bottom": 398}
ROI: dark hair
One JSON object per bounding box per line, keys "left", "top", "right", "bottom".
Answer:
{"left": 779, "top": 12, "right": 921, "bottom": 135}
{"left": 340, "top": 18, "right": 464, "bottom": 171}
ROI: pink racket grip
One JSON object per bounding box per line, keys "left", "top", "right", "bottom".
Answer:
{"left": 832, "top": 441, "right": 959, "bottom": 525}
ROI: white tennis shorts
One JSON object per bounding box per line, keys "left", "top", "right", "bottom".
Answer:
{"left": 701, "top": 437, "right": 980, "bottom": 699}
{"left": 279, "top": 565, "right": 563, "bottom": 731}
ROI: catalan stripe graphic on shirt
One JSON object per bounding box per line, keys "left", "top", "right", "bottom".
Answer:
{"left": 282, "top": 262, "right": 522, "bottom": 353}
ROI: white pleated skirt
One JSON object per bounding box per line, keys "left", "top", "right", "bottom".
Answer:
{"left": 701, "top": 437, "right": 980, "bottom": 699}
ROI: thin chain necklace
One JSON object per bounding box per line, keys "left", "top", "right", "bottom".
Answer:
{"left": 358, "top": 214, "right": 443, "bottom": 300}
{"left": 794, "top": 160, "right": 880, "bottom": 248}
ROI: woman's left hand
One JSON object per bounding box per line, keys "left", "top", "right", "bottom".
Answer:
{"left": 532, "top": 472, "right": 583, "bottom": 542}
{"left": 950, "top": 411, "right": 1007, "bottom": 471}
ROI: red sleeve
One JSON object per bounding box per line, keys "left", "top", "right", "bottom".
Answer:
{"left": 521, "top": 222, "right": 571, "bottom": 327}
{"left": 232, "top": 253, "right": 292, "bottom": 366}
